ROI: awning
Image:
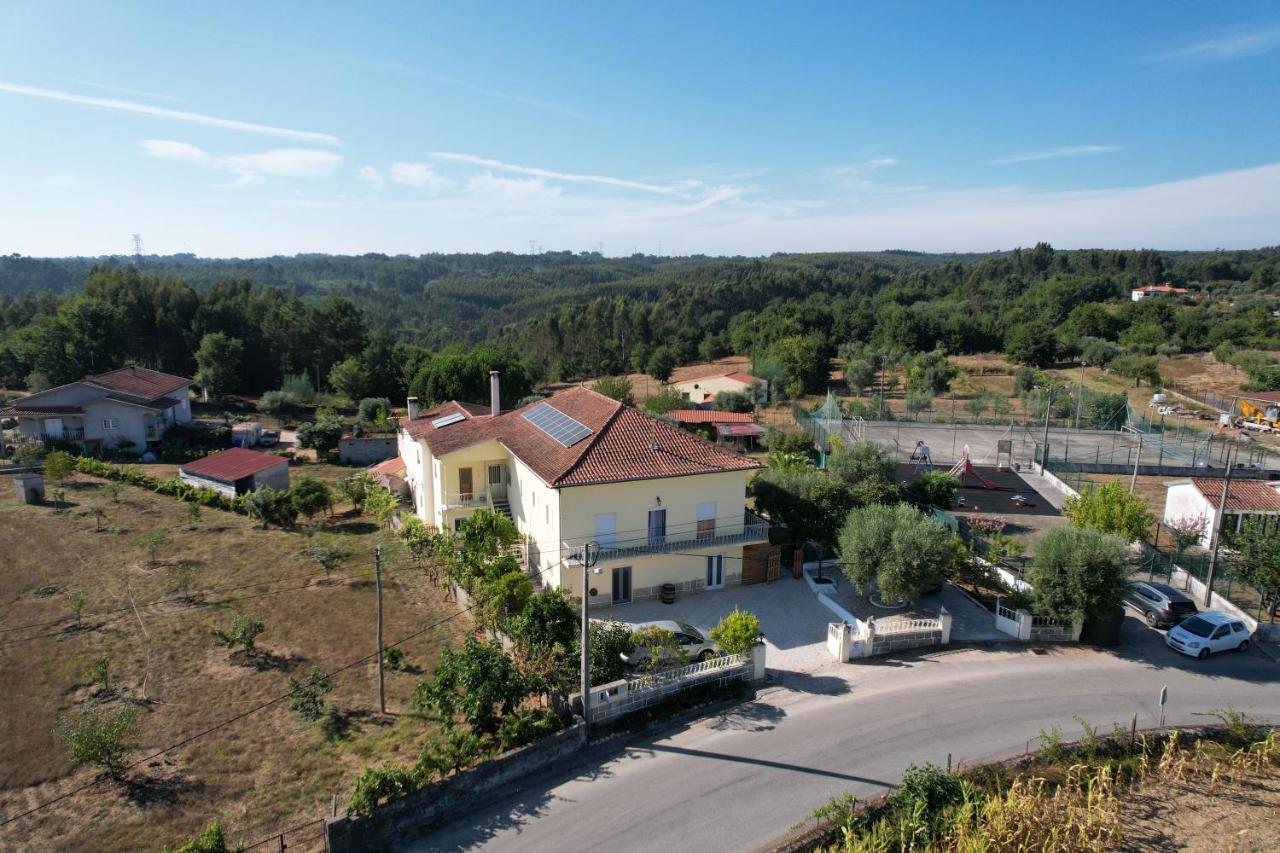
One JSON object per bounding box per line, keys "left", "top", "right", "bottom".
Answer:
{"left": 716, "top": 423, "right": 766, "bottom": 438}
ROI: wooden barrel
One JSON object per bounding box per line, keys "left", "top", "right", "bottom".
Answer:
{"left": 659, "top": 583, "right": 676, "bottom": 604}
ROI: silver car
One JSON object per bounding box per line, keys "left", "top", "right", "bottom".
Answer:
{"left": 620, "top": 620, "right": 719, "bottom": 667}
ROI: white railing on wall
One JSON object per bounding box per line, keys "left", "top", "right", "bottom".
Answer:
{"left": 564, "top": 511, "right": 771, "bottom": 564}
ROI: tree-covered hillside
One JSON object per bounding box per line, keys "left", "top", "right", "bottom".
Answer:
{"left": 1, "top": 245, "right": 1278, "bottom": 403}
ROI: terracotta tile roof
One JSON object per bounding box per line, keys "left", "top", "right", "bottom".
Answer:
{"left": 1, "top": 404, "right": 84, "bottom": 416}
{"left": 180, "top": 448, "right": 287, "bottom": 482}
{"left": 104, "top": 394, "right": 181, "bottom": 411}
{"left": 675, "top": 369, "right": 762, "bottom": 386}
{"left": 557, "top": 406, "right": 762, "bottom": 486}
{"left": 367, "top": 457, "right": 406, "bottom": 477}
{"left": 399, "top": 386, "right": 761, "bottom": 487}
{"left": 1191, "top": 478, "right": 1280, "bottom": 512}
{"left": 668, "top": 409, "right": 757, "bottom": 424}
{"left": 1241, "top": 391, "right": 1280, "bottom": 404}
{"left": 86, "top": 366, "right": 190, "bottom": 399}
{"left": 723, "top": 371, "right": 764, "bottom": 384}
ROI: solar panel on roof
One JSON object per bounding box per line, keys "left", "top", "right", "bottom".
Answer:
{"left": 522, "top": 402, "right": 592, "bottom": 447}
{"left": 431, "top": 412, "right": 466, "bottom": 428}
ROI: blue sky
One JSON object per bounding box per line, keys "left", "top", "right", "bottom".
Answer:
{"left": 2, "top": 1, "right": 1279, "bottom": 256}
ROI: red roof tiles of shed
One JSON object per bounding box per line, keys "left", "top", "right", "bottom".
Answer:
{"left": 180, "top": 448, "right": 286, "bottom": 483}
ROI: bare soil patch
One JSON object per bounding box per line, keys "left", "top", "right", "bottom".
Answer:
{"left": 1120, "top": 765, "right": 1280, "bottom": 851}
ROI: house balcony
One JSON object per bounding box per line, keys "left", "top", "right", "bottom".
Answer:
{"left": 39, "top": 429, "right": 86, "bottom": 443}
{"left": 441, "top": 490, "right": 492, "bottom": 511}
{"left": 563, "top": 510, "right": 772, "bottom": 565}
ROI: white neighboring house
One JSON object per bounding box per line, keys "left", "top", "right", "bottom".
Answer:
{"left": 396, "top": 373, "right": 775, "bottom": 607}
{"left": 1163, "top": 478, "right": 1280, "bottom": 547}
{"left": 1, "top": 366, "right": 192, "bottom": 451}
{"left": 1130, "top": 284, "right": 1189, "bottom": 302}
{"left": 669, "top": 370, "right": 767, "bottom": 406}
{"left": 179, "top": 447, "right": 290, "bottom": 497}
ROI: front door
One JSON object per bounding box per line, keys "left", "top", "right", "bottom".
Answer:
{"left": 706, "top": 554, "right": 724, "bottom": 589}
{"left": 648, "top": 508, "right": 667, "bottom": 546}
{"left": 43, "top": 418, "right": 63, "bottom": 439}
{"left": 488, "top": 464, "right": 506, "bottom": 499}
{"left": 612, "top": 566, "right": 632, "bottom": 604}
{"left": 458, "top": 467, "right": 473, "bottom": 501}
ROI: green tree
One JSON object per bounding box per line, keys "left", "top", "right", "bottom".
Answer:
{"left": 212, "top": 615, "right": 265, "bottom": 655}
{"left": 411, "top": 636, "right": 526, "bottom": 733}
{"left": 338, "top": 471, "right": 375, "bottom": 510}
{"left": 474, "top": 570, "right": 534, "bottom": 635}
{"left": 56, "top": 705, "right": 137, "bottom": 778}
{"left": 507, "top": 588, "right": 578, "bottom": 658}
{"left": 136, "top": 530, "right": 170, "bottom": 567}
{"left": 642, "top": 386, "right": 685, "bottom": 415}
{"left": 964, "top": 394, "right": 989, "bottom": 421}
{"left": 591, "top": 375, "right": 634, "bottom": 405}
{"left": 1005, "top": 322, "right": 1057, "bottom": 368}
{"left": 583, "top": 619, "right": 633, "bottom": 686}
{"left": 288, "top": 667, "right": 334, "bottom": 722}
{"left": 296, "top": 414, "right": 343, "bottom": 455}
{"left": 43, "top": 449, "right": 76, "bottom": 483}
{"left": 195, "top": 332, "right": 244, "bottom": 399}
{"left": 328, "top": 356, "right": 371, "bottom": 405}
{"left": 770, "top": 334, "right": 829, "bottom": 398}
{"left": 1062, "top": 480, "right": 1154, "bottom": 542}
{"left": 645, "top": 346, "right": 678, "bottom": 384}
{"left": 908, "top": 471, "right": 959, "bottom": 508}
{"left": 242, "top": 485, "right": 297, "bottom": 529}
{"left": 904, "top": 350, "right": 957, "bottom": 396}
{"left": 838, "top": 503, "right": 954, "bottom": 603}
{"left": 713, "top": 389, "right": 754, "bottom": 413}
{"left": 290, "top": 476, "right": 334, "bottom": 521}
{"left": 842, "top": 357, "right": 876, "bottom": 394}
{"left": 258, "top": 389, "right": 295, "bottom": 426}
{"left": 1025, "top": 526, "right": 1130, "bottom": 623}
{"left": 164, "top": 819, "right": 229, "bottom": 853}
{"left": 364, "top": 485, "right": 400, "bottom": 528}
{"left": 627, "top": 624, "right": 682, "bottom": 673}
{"left": 1226, "top": 518, "right": 1280, "bottom": 619}
{"left": 709, "top": 608, "right": 760, "bottom": 655}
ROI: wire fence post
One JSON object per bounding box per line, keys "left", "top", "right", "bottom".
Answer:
{"left": 375, "top": 545, "right": 385, "bottom": 715}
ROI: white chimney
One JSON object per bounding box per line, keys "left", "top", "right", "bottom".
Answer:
{"left": 490, "top": 371, "right": 501, "bottom": 417}
{"left": 407, "top": 396, "right": 420, "bottom": 420}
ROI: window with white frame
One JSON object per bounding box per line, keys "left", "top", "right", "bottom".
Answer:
{"left": 696, "top": 501, "right": 717, "bottom": 538}
{"left": 102, "top": 418, "right": 119, "bottom": 430}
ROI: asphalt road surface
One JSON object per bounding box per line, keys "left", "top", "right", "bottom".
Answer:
{"left": 406, "top": 620, "right": 1278, "bottom": 853}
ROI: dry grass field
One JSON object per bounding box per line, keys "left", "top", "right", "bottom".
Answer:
{"left": 0, "top": 471, "right": 469, "bottom": 851}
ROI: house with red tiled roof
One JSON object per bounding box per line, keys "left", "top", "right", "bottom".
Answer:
{"left": 396, "top": 373, "right": 774, "bottom": 605}
{"left": 0, "top": 366, "right": 192, "bottom": 451}
{"left": 1130, "top": 283, "right": 1190, "bottom": 302}
{"left": 1163, "top": 477, "right": 1280, "bottom": 547}
{"left": 179, "top": 447, "right": 290, "bottom": 497}
{"left": 669, "top": 370, "right": 768, "bottom": 406}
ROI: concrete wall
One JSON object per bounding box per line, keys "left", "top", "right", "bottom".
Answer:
{"left": 178, "top": 471, "right": 237, "bottom": 498}
{"left": 1163, "top": 483, "right": 1216, "bottom": 548}
{"left": 249, "top": 461, "right": 291, "bottom": 492}
{"left": 338, "top": 437, "right": 397, "bottom": 465}
{"left": 325, "top": 721, "right": 588, "bottom": 853}
{"left": 560, "top": 543, "right": 748, "bottom": 608}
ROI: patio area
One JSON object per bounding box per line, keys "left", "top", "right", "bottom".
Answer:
{"left": 606, "top": 576, "right": 833, "bottom": 674}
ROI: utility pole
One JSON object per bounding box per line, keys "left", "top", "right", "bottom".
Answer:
{"left": 375, "top": 546, "right": 386, "bottom": 714}
{"left": 1202, "top": 444, "right": 1236, "bottom": 608}
{"left": 1157, "top": 411, "right": 1166, "bottom": 467}
{"left": 1074, "top": 360, "right": 1087, "bottom": 430}
{"left": 1040, "top": 385, "right": 1054, "bottom": 473}
{"left": 580, "top": 542, "right": 598, "bottom": 729}
{"left": 1129, "top": 434, "right": 1144, "bottom": 494}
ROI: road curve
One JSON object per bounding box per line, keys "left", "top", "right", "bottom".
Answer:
{"left": 406, "top": 628, "right": 1278, "bottom": 853}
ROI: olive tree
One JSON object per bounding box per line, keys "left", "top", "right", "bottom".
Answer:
{"left": 1063, "top": 481, "right": 1155, "bottom": 542}
{"left": 1025, "top": 526, "right": 1130, "bottom": 623}
{"left": 56, "top": 705, "right": 137, "bottom": 779}
{"left": 839, "top": 503, "right": 955, "bottom": 603}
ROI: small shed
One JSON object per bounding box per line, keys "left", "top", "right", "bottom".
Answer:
{"left": 179, "top": 447, "right": 290, "bottom": 497}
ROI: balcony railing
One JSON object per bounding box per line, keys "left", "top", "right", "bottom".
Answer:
{"left": 564, "top": 510, "right": 772, "bottom": 564}
{"left": 39, "top": 429, "right": 86, "bottom": 442}
{"left": 442, "top": 490, "right": 490, "bottom": 510}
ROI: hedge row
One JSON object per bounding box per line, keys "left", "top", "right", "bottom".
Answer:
{"left": 73, "top": 455, "right": 246, "bottom": 514}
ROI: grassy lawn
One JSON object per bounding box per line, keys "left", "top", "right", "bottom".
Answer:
{"left": 0, "top": 473, "right": 468, "bottom": 851}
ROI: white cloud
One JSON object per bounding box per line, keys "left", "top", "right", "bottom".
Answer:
{"left": 430, "top": 152, "right": 679, "bottom": 194}
{"left": 0, "top": 81, "right": 340, "bottom": 145}
{"left": 56, "top": 76, "right": 183, "bottom": 103}
{"left": 357, "top": 165, "right": 384, "bottom": 187}
{"left": 388, "top": 162, "right": 452, "bottom": 191}
{"left": 991, "top": 145, "right": 1121, "bottom": 165}
{"left": 1150, "top": 25, "right": 1280, "bottom": 62}
{"left": 140, "top": 139, "right": 341, "bottom": 186}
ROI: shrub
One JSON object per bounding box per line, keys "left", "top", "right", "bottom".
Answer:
{"left": 709, "top": 608, "right": 760, "bottom": 655}
{"left": 364, "top": 485, "right": 400, "bottom": 528}
{"left": 348, "top": 765, "right": 420, "bottom": 817}
{"left": 1026, "top": 526, "right": 1130, "bottom": 623}
{"left": 288, "top": 667, "right": 334, "bottom": 722}
{"left": 290, "top": 476, "right": 334, "bottom": 521}
{"left": 586, "top": 620, "right": 633, "bottom": 686}
{"left": 212, "top": 615, "right": 265, "bottom": 654}
{"left": 242, "top": 485, "right": 297, "bottom": 529}
{"left": 383, "top": 647, "right": 406, "bottom": 671}
{"left": 591, "top": 376, "right": 634, "bottom": 405}
{"left": 627, "top": 624, "right": 682, "bottom": 673}
{"left": 163, "top": 819, "right": 229, "bottom": 853}
{"left": 338, "top": 471, "right": 375, "bottom": 510}
{"left": 56, "top": 705, "right": 137, "bottom": 778}
{"left": 891, "top": 763, "right": 966, "bottom": 828}
{"left": 43, "top": 449, "right": 76, "bottom": 482}
{"left": 497, "top": 707, "right": 562, "bottom": 752}
{"left": 713, "top": 389, "right": 754, "bottom": 412}
{"left": 907, "top": 471, "right": 959, "bottom": 508}
{"left": 1063, "top": 480, "right": 1154, "bottom": 542}
{"left": 411, "top": 637, "right": 527, "bottom": 733}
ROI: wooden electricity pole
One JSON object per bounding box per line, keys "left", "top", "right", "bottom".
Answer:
{"left": 375, "top": 545, "right": 386, "bottom": 714}
{"left": 580, "top": 542, "right": 598, "bottom": 730}
{"left": 1202, "top": 445, "right": 1236, "bottom": 608}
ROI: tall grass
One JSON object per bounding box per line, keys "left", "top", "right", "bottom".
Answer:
{"left": 819, "top": 719, "right": 1279, "bottom": 852}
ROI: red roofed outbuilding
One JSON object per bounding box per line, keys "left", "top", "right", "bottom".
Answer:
{"left": 179, "top": 447, "right": 290, "bottom": 497}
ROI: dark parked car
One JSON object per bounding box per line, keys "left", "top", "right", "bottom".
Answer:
{"left": 1123, "top": 581, "right": 1198, "bottom": 629}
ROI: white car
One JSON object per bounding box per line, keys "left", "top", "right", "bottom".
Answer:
{"left": 620, "top": 620, "right": 719, "bottom": 667}
{"left": 1165, "top": 611, "right": 1251, "bottom": 659}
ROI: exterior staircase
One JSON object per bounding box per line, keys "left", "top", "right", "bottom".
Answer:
{"left": 492, "top": 496, "right": 513, "bottom": 521}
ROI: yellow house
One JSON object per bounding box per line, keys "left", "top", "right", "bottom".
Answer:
{"left": 396, "top": 374, "right": 772, "bottom": 607}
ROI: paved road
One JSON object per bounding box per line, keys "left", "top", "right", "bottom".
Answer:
{"left": 406, "top": 621, "right": 1278, "bottom": 853}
